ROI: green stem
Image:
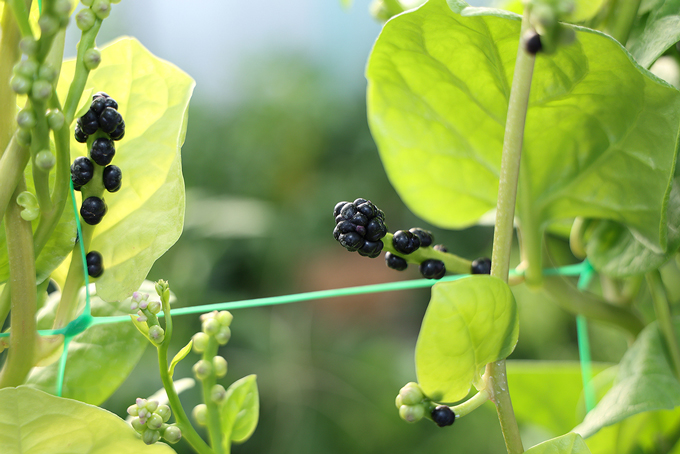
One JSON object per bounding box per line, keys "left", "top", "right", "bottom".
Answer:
{"left": 0, "top": 180, "right": 37, "bottom": 387}
{"left": 201, "top": 337, "right": 224, "bottom": 454}
{"left": 0, "top": 135, "right": 31, "bottom": 223}
{"left": 30, "top": 100, "right": 54, "bottom": 213}
{"left": 0, "top": 3, "right": 23, "bottom": 157}
{"left": 0, "top": 285, "right": 10, "bottom": 329}
{"left": 157, "top": 294, "right": 214, "bottom": 454}
{"left": 646, "top": 271, "right": 680, "bottom": 381}
{"left": 6, "top": 0, "right": 32, "bottom": 39}
{"left": 63, "top": 18, "right": 102, "bottom": 124}
{"left": 450, "top": 388, "right": 490, "bottom": 418}
{"left": 52, "top": 247, "right": 84, "bottom": 329}
{"left": 381, "top": 233, "right": 472, "bottom": 274}
{"left": 544, "top": 276, "right": 645, "bottom": 338}
{"left": 605, "top": 0, "right": 641, "bottom": 46}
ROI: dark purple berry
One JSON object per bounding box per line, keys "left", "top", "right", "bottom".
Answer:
{"left": 357, "top": 240, "right": 383, "bottom": 258}
{"left": 80, "top": 196, "right": 107, "bottom": 225}
{"left": 110, "top": 119, "right": 125, "bottom": 141}
{"left": 356, "top": 201, "right": 377, "bottom": 218}
{"left": 524, "top": 31, "right": 542, "bottom": 55}
{"left": 74, "top": 126, "right": 88, "bottom": 143}
{"left": 392, "top": 230, "right": 420, "bottom": 255}
{"left": 90, "top": 96, "right": 108, "bottom": 115}
{"left": 334, "top": 201, "right": 349, "bottom": 218}
{"left": 103, "top": 165, "right": 122, "bottom": 192}
{"left": 339, "top": 203, "right": 357, "bottom": 221}
{"left": 365, "top": 218, "right": 388, "bottom": 242}
{"left": 90, "top": 137, "right": 115, "bottom": 166}
{"left": 98, "top": 107, "right": 122, "bottom": 133}
{"left": 101, "top": 97, "right": 118, "bottom": 111}
{"left": 334, "top": 221, "right": 356, "bottom": 240}
{"left": 78, "top": 109, "right": 99, "bottom": 135}
{"left": 338, "top": 232, "right": 363, "bottom": 251}
{"left": 433, "top": 244, "right": 448, "bottom": 253}
{"left": 431, "top": 406, "right": 455, "bottom": 427}
{"left": 471, "top": 257, "right": 491, "bottom": 275}
{"left": 71, "top": 156, "right": 94, "bottom": 188}
{"left": 385, "top": 252, "right": 408, "bottom": 271}
{"left": 86, "top": 251, "right": 104, "bottom": 277}
{"left": 420, "top": 259, "right": 446, "bottom": 279}
{"left": 351, "top": 212, "right": 368, "bottom": 227}
{"left": 410, "top": 228, "right": 434, "bottom": 248}
{"left": 92, "top": 91, "right": 109, "bottom": 99}
{"left": 353, "top": 198, "right": 368, "bottom": 206}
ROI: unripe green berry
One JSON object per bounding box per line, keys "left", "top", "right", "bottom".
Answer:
{"left": 53, "top": 0, "right": 73, "bottom": 15}
{"left": 17, "top": 129, "right": 31, "bottom": 147}
{"left": 213, "top": 355, "right": 227, "bottom": 378}
{"left": 162, "top": 425, "right": 181, "bottom": 444}
{"left": 38, "top": 65, "right": 58, "bottom": 83}
{"left": 76, "top": 8, "right": 96, "bottom": 30}
{"left": 156, "top": 405, "right": 171, "bottom": 423}
{"left": 211, "top": 384, "right": 226, "bottom": 403}
{"left": 395, "top": 394, "right": 403, "bottom": 409}
{"left": 202, "top": 317, "right": 220, "bottom": 336}
{"left": 399, "top": 404, "right": 425, "bottom": 423}
{"left": 16, "top": 109, "right": 36, "bottom": 130}
{"left": 148, "top": 300, "right": 162, "bottom": 315}
{"left": 11, "top": 75, "right": 31, "bottom": 95}
{"left": 142, "top": 429, "right": 160, "bottom": 445}
{"left": 131, "top": 417, "right": 145, "bottom": 433}
{"left": 399, "top": 382, "right": 424, "bottom": 406}
{"left": 192, "top": 332, "right": 209, "bottom": 353}
{"left": 92, "top": 0, "right": 111, "bottom": 19}
{"left": 146, "top": 414, "right": 163, "bottom": 430}
{"left": 14, "top": 59, "right": 38, "bottom": 78}
{"left": 31, "top": 79, "right": 52, "bottom": 101}
{"left": 127, "top": 404, "right": 139, "bottom": 416}
{"left": 38, "top": 15, "right": 59, "bottom": 35}
{"left": 148, "top": 325, "right": 165, "bottom": 343}
{"left": 193, "top": 359, "right": 212, "bottom": 380}
{"left": 217, "top": 311, "right": 233, "bottom": 327}
{"left": 84, "top": 48, "right": 101, "bottom": 70}
{"left": 19, "top": 37, "right": 38, "bottom": 56}
{"left": 46, "top": 110, "right": 65, "bottom": 130}
{"left": 215, "top": 327, "right": 231, "bottom": 346}
{"left": 192, "top": 404, "right": 207, "bottom": 426}
{"left": 145, "top": 400, "right": 159, "bottom": 413}
{"left": 36, "top": 150, "right": 56, "bottom": 171}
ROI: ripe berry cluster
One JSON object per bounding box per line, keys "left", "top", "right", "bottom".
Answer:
{"left": 333, "top": 198, "right": 388, "bottom": 258}
{"left": 387, "top": 228, "right": 446, "bottom": 280}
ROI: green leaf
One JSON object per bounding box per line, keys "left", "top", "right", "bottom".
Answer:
{"left": 524, "top": 433, "right": 592, "bottom": 454}
{"left": 220, "top": 374, "right": 259, "bottom": 448}
{"left": 55, "top": 37, "right": 195, "bottom": 302}
{"left": 168, "top": 339, "right": 192, "bottom": 377}
{"left": 495, "top": 0, "right": 608, "bottom": 23}
{"left": 574, "top": 318, "right": 680, "bottom": 438}
{"left": 25, "top": 282, "right": 152, "bottom": 405}
{"left": 587, "top": 176, "right": 680, "bottom": 277}
{"left": 0, "top": 386, "right": 175, "bottom": 454}
{"left": 415, "top": 276, "right": 518, "bottom": 403}
{"left": 366, "top": 0, "right": 680, "bottom": 251}
{"left": 628, "top": 0, "right": 680, "bottom": 68}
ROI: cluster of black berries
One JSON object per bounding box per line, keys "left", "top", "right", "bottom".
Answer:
{"left": 386, "top": 228, "right": 446, "bottom": 280}
{"left": 75, "top": 91, "right": 125, "bottom": 142}
{"left": 333, "top": 198, "right": 389, "bottom": 258}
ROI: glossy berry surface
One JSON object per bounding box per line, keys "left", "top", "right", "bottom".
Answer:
{"left": 103, "top": 165, "right": 122, "bottom": 192}
{"left": 333, "top": 198, "right": 388, "bottom": 257}
{"left": 110, "top": 120, "right": 125, "bottom": 141}
{"left": 90, "top": 137, "right": 115, "bottom": 166}
{"left": 86, "top": 251, "right": 104, "bottom": 277}
{"left": 409, "top": 228, "right": 434, "bottom": 248}
{"left": 80, "top": 196, "right": 107, "bottom": 225}
{"left": 385, "top": 252, "right": 408, "bottom": 271}
{"left": 71, "top": 156, "right": 94, "bottom": 188}
{"left": 74, "top": 125, "right": 88, "bottom": 143}
{"left": 431, "top": 405, "right": 455, "bottom": 427}
{"left": 471, "top": 257, "right": 492, "bottom": 275}
{"left": 357, "top": 240, "right": 383, "bottom": 258}
{"left": 78, "top": 109, "right": 99, "bottom": 135}
{"left": 420, "top": 259, "right": 446, "bottom": 279}
{"left": 98, "top": 107, "right": 122, "bottom": 133}
{"left": 433, "top": 244, "right": 448, "bottom": 253}
{"left": 524, "top": 32, "right": 542, "bottom": 54}
{"left": 392, "top": 230, "right": 420, "bottom": 255}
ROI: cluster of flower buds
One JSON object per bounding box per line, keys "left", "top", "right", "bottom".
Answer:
{"left": 130, "top": 290, "right": 165, "bottom": 344}
{"left": 127, "top": 398, "right": 181, "bottom": 445}
{"left": 395, "top": 382, "right": 455, "bottom": 427}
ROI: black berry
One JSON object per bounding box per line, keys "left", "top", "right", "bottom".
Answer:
{"left": 74, "top": 125, "right": 88, "bottom": 143}
{"left": 80, "top": 196, "right": 107, "bottom": 225}
{"left": 71, "top": 156, "right": 94, "bottom": 188}
{"left": 433, "top": 244, "right": 448, "bottom": 253}
{"left": 334, "top": 201, "right": 349, "bottom": 218}
{"left": 90, "top": 96, "right": 108, "bottom": 116}
{"left": 420, "top": 259, "right": 446, "bottom": 279}
{"left": 471, "top": 257, "right": 491, "bottom": 275}
{"left": 93, "top": 91, "right": 110, "bottom": 99}
{"left": 392, "top": 230, "right": 420, "bottom": 255}
{"left": 365, "top": 218, "right": 388, "bottom": 242}
{"left": 338, "top": 232, "right": 363, "bottom": 251}
{"left": 524, "top": 31, "right": 542, "bottom": 55}
{"left": 409, "top": 228, "right": 434, "bottom": 248}
{"left": 103, "top": 165, "right": 122, "bottom": 192}
{"left": 98, "top": 107, "right": 122, "bottom": 134}
{"left": 385, "top": 252, "right": 408, "bottom": 271}
{"left": 356, "top": 201, "right": 377, "bottom": 218}
{"left": 110, "top": 120, "right": 125, "bottom": 141}
{"left": 357, "top": 240, "right": 383, "bottom": 258}
{"left": 86, "top": 251, "right": 104, "bottom": 278}
{"left": 333, "top": 198, "right": 388, "bottom": 255}
{"left": 339, "top": 203, "right": 357, "bottom": 221}
{"left": 78, "top": 109, "right": 99, "bottom": 135}
{"left": 431, "top": 406, "right": 455, "bottom": 427}
{"left": 90, "top": 137, "right": 115, "bottom": 166}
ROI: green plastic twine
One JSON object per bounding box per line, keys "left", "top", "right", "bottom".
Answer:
{"left": 576, "top": 260, "right": 596, "bottom": 412}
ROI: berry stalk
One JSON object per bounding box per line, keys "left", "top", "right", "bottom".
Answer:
{"left": 63, "top": 17, "right": 102, "bottom": 124}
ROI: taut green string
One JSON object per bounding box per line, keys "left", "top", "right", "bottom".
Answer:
{"left": 576, "top": 260, "right": 596, "bottom": 412}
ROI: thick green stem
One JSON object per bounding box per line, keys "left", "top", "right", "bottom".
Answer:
{"left": 0, "top": 181, "right": 37, "bottom": 387}
{"left": 6, "top": 0, "right": 32, "bottom": 39}
{"left": 605, "top": 0, "right": 641, "bottom": 46}
{"left": 544, "top": 276, "right": 645, "bottom": 338}
{"left": 0, "top": 4, "right": 23, "bottom": 157}
{"left": 646, "top": 271, "right": 680, "bottom": 381}
{"left": 63, "top": 19, "right": 103, "bottom": 124}
{"left": 0, "top": 285, "right": 10, "bottom": 329}
{"left": 201, "top": 337, "right": 224, "bottom": 454}
{"left": 52, "top": 249, "right": 84, "bottom": 329}
{"left": 381, "top": 233, "right": 472, "bottom": 274}
{"left": 0, "top": 135, "right": 30, "bottom": 222}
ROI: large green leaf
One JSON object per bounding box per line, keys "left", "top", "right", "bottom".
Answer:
{"left": 366, "top": 0, "right": 680, "bottom": 252}
{"left": 574, "top": 319, "right": 680, "bottom": 438}
{"left": 55, "top": 37, "right": 195, "bottom": 302}
{"left": 415, "top": 275, "right": 518, "bottom": 403}
{"left": 524, "top": 433, "right": 591, "bottom": 454}
{"left": 0, "top": 386, "right": 175, "bottom": 454}
{"left": 220, "top": 374, "right": 259, "bottom": 448}
{"left": 587, "top": 176, "right": 680, "bottom": 277}
{"left": 628, "top": 0, "right": 680, "bottom": 68}
{"left": 25, "top": 281, "right": 153, "bottom": 405}
{"left": 499, "top": 0, "right": 608, "bottom": 23}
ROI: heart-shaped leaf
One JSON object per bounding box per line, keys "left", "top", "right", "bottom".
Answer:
{"left": 220, "top": 374, "right": 259, "bottom": 447}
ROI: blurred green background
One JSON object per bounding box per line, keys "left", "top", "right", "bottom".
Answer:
{"left": 84, "top": 1, "right": 634, "bottom": 453}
